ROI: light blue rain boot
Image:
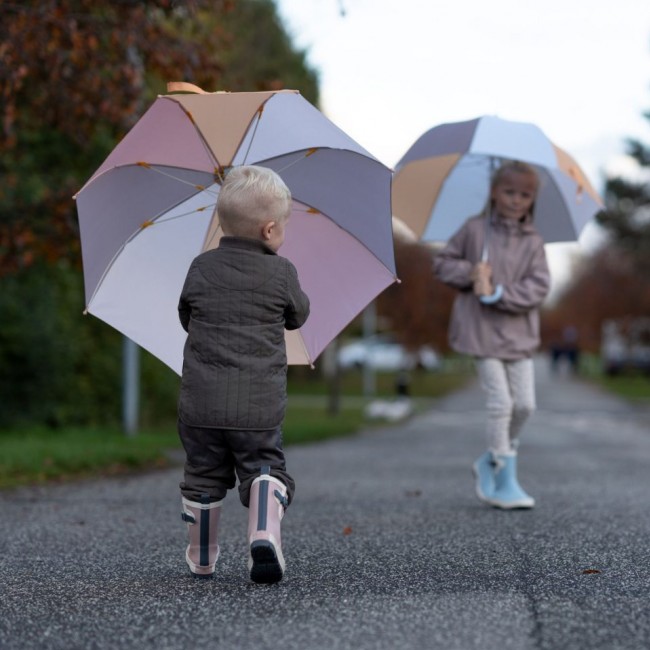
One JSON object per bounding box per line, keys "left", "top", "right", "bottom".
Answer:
{"left": 472, "top": 451, "right": 496, "bottom": 503}
{"left": 489, "top": 453, "right": 535, "bottom": 509}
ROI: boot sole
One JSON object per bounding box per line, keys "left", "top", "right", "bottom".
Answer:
{"left": 488, "top": 499, "right": 535, "bottom": 510}
{"left": 250, "top": 540, "right": 283, "bottom": 584}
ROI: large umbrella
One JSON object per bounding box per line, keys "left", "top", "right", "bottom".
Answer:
{"left": 75, "top": 83, "right": 396, "bottom": 372}
{"left": 392, "top": 115, "right": 603, "bottom": 245}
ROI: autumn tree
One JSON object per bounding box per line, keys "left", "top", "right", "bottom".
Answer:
{"left": 541, "top": 246, "right": 650, "bottom": 353}
{"left": 376, "top": 239, "right": 456, "bottom": 353}
{"left": 543, "top": 93, "right": 650, "bottom": 355}
{"left": 0, "top": 0, "right": 319, "bottom": 274}
{"left": 0, "top": 0, "right": 319, "bottom": 428}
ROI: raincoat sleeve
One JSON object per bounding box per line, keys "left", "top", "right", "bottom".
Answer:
{"left": 432, "top": 223, "right": 474, "bottom": 290}
{"left": 284, "top": 261, "right": 310, "bottom": 331}
{"left": 493, "top": 242, "right": 550, "bottom": 314}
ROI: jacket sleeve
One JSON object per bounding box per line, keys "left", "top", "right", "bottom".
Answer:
{"left": 493, "top": 241, "right": 550, "bottom": 314}
{"left": 432, "top": 223, "right": 475, "bottom": 290}
{"left": 178, "top": 263, "right": 195, "bottom": 333}
{"left": 284, "top": 261, "right": 310, "bottom": 330}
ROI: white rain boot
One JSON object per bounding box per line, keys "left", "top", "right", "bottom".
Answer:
{"left": 472, "top": 450, "right": 496, "bottom": 503}
{"left": 247, "top": 466, "right": 288, "bottom": 584}
{"left": 489, "top": 453, "right": 535, "bottom": 509}
{"left": 181, "top": 494, "right": 222, "bottom": 578}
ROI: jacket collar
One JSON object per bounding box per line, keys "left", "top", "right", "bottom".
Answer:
{"left": 490, "top": 210, "right": 536, "bottom": 235}
{"left": 219, "top": 236, "right": 277, "bottom": 255}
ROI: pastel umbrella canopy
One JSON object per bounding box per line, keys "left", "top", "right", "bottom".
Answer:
{"left": 392, "top": 115, "right": 603, "bottom": 244}
{"left": 75, "top": 84, "right": 396, "bottom": 373}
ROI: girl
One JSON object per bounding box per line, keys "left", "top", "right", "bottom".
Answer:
{"left": 433, "top": 161, "right": 550, "bottom": 509}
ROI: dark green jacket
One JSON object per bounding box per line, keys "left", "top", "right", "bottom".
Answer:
{"left": 178, "top": 237, "right": 310, "bottom": 429}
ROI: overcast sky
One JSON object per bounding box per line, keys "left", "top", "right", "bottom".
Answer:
{"left": 275, "top": 0, "right": 649, "bottom": 290}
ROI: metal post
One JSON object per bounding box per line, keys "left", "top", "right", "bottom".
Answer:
{"left": 122, "top": 336, "right": 140, "bottom": 436}
{"left": 322, "top": 338, "right": 341, "bottom": 416}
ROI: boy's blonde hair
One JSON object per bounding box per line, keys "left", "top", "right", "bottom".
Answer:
{"left": 217, "top": 165, "right": 292, "bottom": 237}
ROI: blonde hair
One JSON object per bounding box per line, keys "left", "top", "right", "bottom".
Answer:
{"left": 485, "top": 160, "right": 539, "bottom": 217}
{"left": 217, "top": 165, "right": 292, "bottom": 237}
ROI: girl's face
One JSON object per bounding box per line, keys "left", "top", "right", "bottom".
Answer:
{"left": 491, "top": 171, "right": 537, "bottom": 220}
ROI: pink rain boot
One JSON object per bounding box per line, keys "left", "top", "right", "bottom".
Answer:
{"left": 247, "top": 467, "right": 289, "bottom": 584}
{"left": 181, "top": 494, "right": 221, "bottom": 578}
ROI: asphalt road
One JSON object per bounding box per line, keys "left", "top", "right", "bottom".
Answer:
{"left": 1, "top": 360, "right": 649, "bottom": 650}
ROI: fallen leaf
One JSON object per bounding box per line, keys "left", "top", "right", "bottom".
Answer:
{"left": 343, "top": 526, "right": 353, "bottom": 536}
{"left": 582, "top": 569, "right": 601, "bottom": 574}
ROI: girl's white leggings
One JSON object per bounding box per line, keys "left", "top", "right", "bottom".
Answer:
{"left": 474, "top": 357, "right": 536, "bottom": 456}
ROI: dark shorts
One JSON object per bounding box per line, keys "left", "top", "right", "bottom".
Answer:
{"left": 177, "top": 419, "right": 295, "bottom": 507}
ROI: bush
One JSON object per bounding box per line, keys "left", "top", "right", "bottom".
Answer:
{"left": 0, "top": 262, "right": 179, "bottom": 430}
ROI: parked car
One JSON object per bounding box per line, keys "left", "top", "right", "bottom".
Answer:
{"left": 337, "top": 336, "right": 440, "bottom": 371}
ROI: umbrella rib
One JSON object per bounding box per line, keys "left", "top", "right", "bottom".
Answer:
{"left": 139, "top": 164, "right": 219, "bottom": 194}
{"left": 202, "top": 208, "right": 222, "bottom": 251}
{"left": 268, "top": 148, "right": 321, "bottom": 176}
{"left": 86, "top": 194, "right": 214, "bottom": 309}
{"left": 240, "top": 110, "right": 263, "bottom": 165}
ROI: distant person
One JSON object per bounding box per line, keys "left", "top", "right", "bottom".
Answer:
{"left": 433, "top": 161, "right": 550, "bottom": 509}
{"left": 550, "top": 325, "right": 580, "bottom": 375}
{"left": 177, "top": 166, "right": 310, "bottom": 582}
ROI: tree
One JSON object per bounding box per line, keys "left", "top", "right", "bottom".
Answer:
{"left": 541, "top": 246, "right": 650, "bottom": 353}
{"left": 0, "top": 0, "right": 319, "bottom": 429}
{"left": 376, "top": 240, "right": 456, "bottom": 353}
{"left": 542, "top": 92, "right": 650, "bottom": 355}
{"left": 0, "top": 0, "right": 319, "bottom": 275}
{"left": 596, "top": 104, "right": 650, "bottom": 272}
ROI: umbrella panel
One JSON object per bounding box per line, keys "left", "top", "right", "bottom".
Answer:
{"left": 86, "top": 192, "right": 395, "bottom": 373}
{"left": 410, "top": 155, "right": 601, "bottom": 244}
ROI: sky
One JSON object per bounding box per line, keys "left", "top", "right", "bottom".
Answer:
{"left": 275, "top": 0, "right": 650, "bottom": 291}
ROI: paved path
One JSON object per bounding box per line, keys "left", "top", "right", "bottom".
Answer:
{"left": 1, "top": 361, "right": 649, "bottom": 649}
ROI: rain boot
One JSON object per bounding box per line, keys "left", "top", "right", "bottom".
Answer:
{"left": 489, "top": 453, "right": 535, "bottom": 509}
{"left": 247, "top": 466, "right": 289, "bottom": 584}
{"left": 472, "top": 450, "right": 496, "bottom": 503}
{"left": 181, "top": 493, "right": 221, "bottom": 578}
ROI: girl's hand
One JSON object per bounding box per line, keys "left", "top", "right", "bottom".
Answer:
{"left": 471, "top": 262, "right": 493, "bottom": 296}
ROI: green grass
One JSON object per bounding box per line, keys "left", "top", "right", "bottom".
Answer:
{"left": 578, "top": 354, "right": 650, "bottom": 404}
{"left": 583, "top": 373, "right": 650, "bottom": 403}
{"left": 0, "top": 366, "right": 472, "bottom": 489}
{"left": 0, "top": 427, "right": 178, "bottom": 489}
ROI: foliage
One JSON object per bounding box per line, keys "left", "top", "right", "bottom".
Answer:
{"left": 596, "top": 107, "right": 650, "bottom": 272}
{"left": 543, "top": 97, "right": 650, "bottom": 352}
{"left": 0, "top": 0, "right": 319, "bottom": 274}
{"left": 376, "top": 239, "right": 456, "bottom": 353}
{"left": 0, "top": 0, "right": 319, "bottom": 430}
{"left": 541, "top": 246, "right": 650, "bottom": 352}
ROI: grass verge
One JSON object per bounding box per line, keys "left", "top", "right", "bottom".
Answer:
{"left": 578, "top": 354, "right": 650, "bottom": 404}
{"left": 0, "top": 367, "right": 472, "bottom": 489}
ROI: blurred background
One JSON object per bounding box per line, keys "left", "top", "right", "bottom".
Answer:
{"left": 0, "top": 1, "right": 648, "bottom": 474}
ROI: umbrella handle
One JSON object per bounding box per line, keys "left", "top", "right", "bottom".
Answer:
{"left": 167, "top": 81, "right": 207, "bottom": 94}
{"left": 481, "top": 213, "right": 490, "bottom": 263}
{"left": 481, "top": 157, "right": 498, "bottom": 263}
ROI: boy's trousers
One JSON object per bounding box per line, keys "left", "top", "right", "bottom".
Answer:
{"left": 177, "top": 420, "right": 295, "bottom": 507}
